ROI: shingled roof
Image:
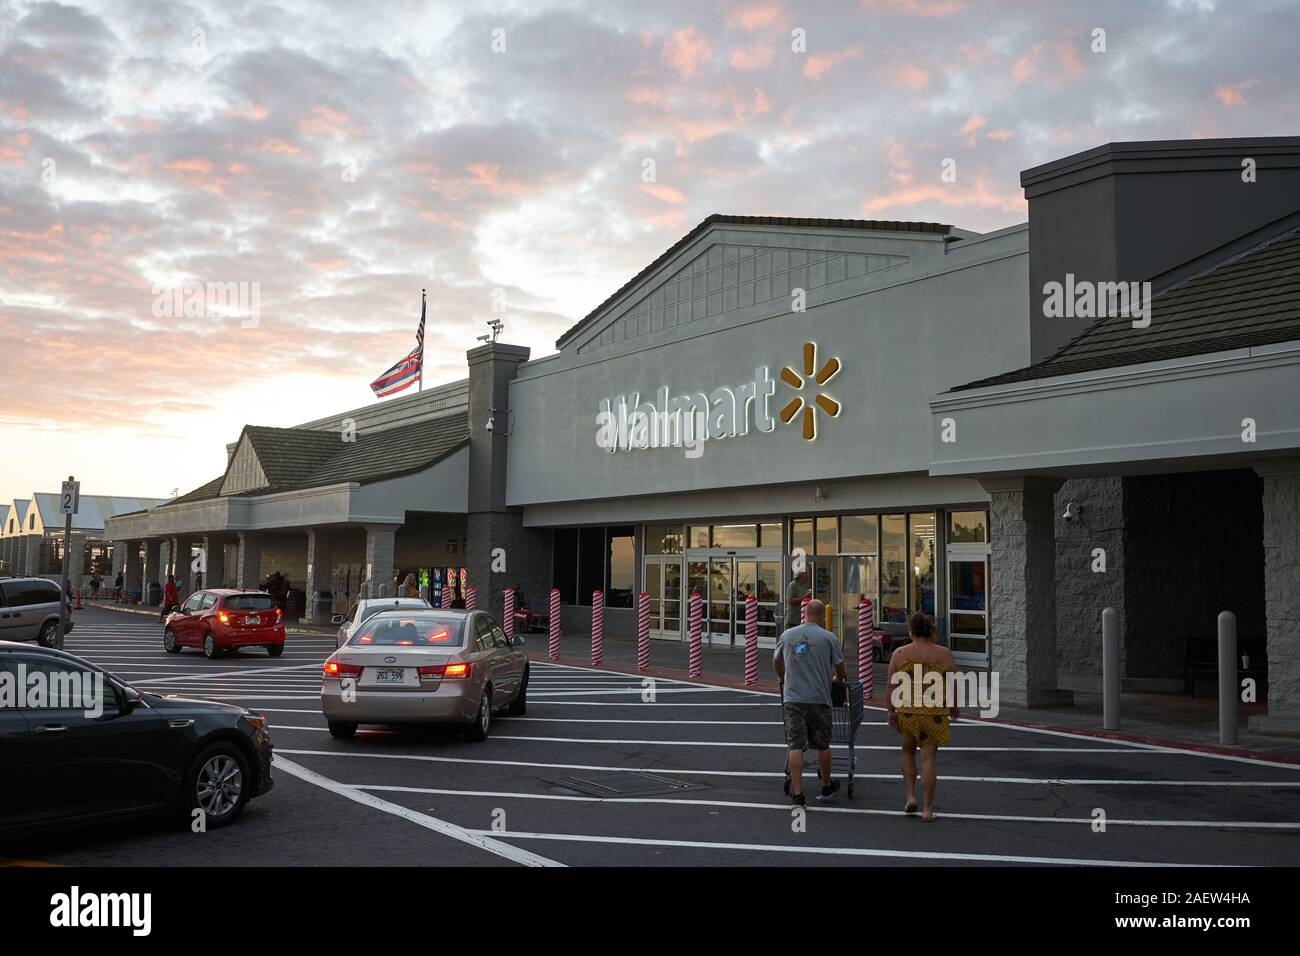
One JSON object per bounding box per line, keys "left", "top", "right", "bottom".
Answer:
{"left": 957, "top": 226, "right": 1300, "bottom": 391}
{"left": 555, "top": 214, "right": 953, "bottom": 349}
{"left": 160, "top": 412, "right": 470, "bottom": 507}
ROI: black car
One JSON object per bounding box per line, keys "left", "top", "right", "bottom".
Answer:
{"left": 0, "top": 640, "right": 273, "bottom": 834}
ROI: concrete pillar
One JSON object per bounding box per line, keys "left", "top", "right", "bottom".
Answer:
{"left": 304, "top": 529, "right": 334, "bottom": 624}
{"left": 982, "top": 476, "right": 1073, "bottom": 708}
{"left": 237, "top": 532, "right": 262, "bottom": 589}
{"left": 467, "top": 513, "right": 552, "bottom": 628}
{"left": 68, "top": 533, "right": 86, "bottom": 595}
{"left": 363, "top": 525, "right": 397, "bottom": 599}
{"left": 171, "top": 537, "right": 190, "bottom": 594}
{"left": 25, "top": 535, "right": 44, "bottom": 577}
{"left": 202, "top": 535, "right": 226, "bottom": 590}
{"left": 143, "top": 539, "right": 162, "bottom": 604}
{"left": 124, "top": 540, "right": 143, "bottom": 600}
{"left": 1250, "top": 461, "right": 1300, "bottom": 734}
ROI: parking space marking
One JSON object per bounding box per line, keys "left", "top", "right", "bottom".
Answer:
{"left": 271, "top": 756, "right": 564, "bottom": 867}
{"left": 349, "top": 784, "right": 1300, "bottom": 830}
{"left": 274, "top": 748, "right": 1300, "bottom": 786}
{"left": 464, "top": 829, "right": 1214, "bottom": 867}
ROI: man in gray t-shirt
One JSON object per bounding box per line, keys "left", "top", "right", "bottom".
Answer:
{"left": 773, "top": 599, "right": 846, "bottom": 805}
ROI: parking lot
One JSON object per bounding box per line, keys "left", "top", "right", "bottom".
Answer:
{"left": 5, "top": 606, "right": 1299, "bottom": 867}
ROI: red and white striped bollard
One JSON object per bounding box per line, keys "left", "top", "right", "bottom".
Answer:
{"left": 743, "top": 593, "right": 758, "bottom": 687}
{"left": 502, "top": 586, "right": 514, "bottom": 642}
{"left": 548, "top": 587, "right": 560, "bottom": 661}
{"left": 688, "top": 590, "right": 703, "bottom": 679}
{"left": 637, "top": 591, "right": 650, "bottom": 672}
{"left": 465, "top": 584, "right": 476, "bottom": 611}
{"left": 801, "top": 593, "right": 811, "bottom": 623}
{"left": 858, "top": 597, "right": 875, "bottom": 699}
{"left": 591, "top": 590, "right": 604, "bottom": 666}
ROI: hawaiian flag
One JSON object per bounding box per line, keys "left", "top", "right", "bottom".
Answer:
{"left": 370, "top": 291, "right": 426, "bottom": 398}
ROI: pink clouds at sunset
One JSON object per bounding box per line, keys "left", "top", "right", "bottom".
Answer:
{"left": 1, "top": 0, "right": 1297, "bottom": 502}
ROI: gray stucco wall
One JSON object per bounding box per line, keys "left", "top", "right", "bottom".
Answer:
{"left": 507, "top": 222, "right": 1028, "bottom": 514}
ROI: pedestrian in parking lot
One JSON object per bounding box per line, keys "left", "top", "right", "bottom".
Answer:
{"left": 402, "top": 572, "right": 420, "bottom": 598}
{"left": 161, "top": 573, "right": 180, "bottom": 621}
{"left": 114, "top": 571, "right": 124, "bottom": 601}
{"left": 887, "top": 612, "right": 959, "bottom": 822}
{"left": 90, "top": 574, "right": 101, "bottom": 599}
{"left": 773, "top": 598, "right": 846, "bottom": 806}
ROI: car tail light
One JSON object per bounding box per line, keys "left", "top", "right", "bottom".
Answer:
{"left": 275, "top": 607, "right": 283, "bottom": 621}
{"left": 416, "top": 662, "right": 470, "bottom": 682}
{"left": 218, "top": 611, "right": 230, "bottom": 624}
{"left": 323, "top": 661, "right": 363, "bottom": 679}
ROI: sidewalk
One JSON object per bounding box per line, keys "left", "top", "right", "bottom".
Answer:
{"left": 526, "top": 629, "right": 1300, "bottom": 764}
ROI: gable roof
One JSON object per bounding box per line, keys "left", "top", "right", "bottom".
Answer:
{"left": 957, "top": 226, "right": 1300, "bottom": 391}
{"left": 161, "top": 412, "right": 471, "bottom": 508}
{"left": 555, "top": 214, "right": 953, "bottom": 349}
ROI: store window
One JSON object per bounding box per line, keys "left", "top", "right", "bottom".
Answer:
{"left": 908, "top": 512, "right": 937, "bottom": 615}
{"left": 607, "top": 526, "right": 635, "bottom": 608}
{"left": 815, "top": 516, "right": 837, "bottom": 555}
{"left": 687, "top": 526, "right": 711, "bottom": 548}
{"left": 880, "top": 514, "right": 907, "bottom": 625}
{"left": 578, "top": 528, "right": 605, "bottom": 606}
{"left": 759, "top": 522, "right": 783, "bottom": 549}
{"left": 839, "top": 514, "right": 878, "bottom": 554}
{"left": 552, "top": 529, "right": 578, "bottom": 604}
{"left": 790, "top": 518, "right": 813, "bottom": 557}
{"left": 645, "top": 525, "right": 683, "bottom": 555}
{"left": 948, "top": 510, "right": 989, "bottom": 543}
{"left": 712, "top": 524, "right": 757, "bottom": 548}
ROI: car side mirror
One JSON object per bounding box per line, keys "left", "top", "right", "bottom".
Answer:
{"left": 331, "top": 614, "right": 345, "bottom": 625}
{"left": 512, "top": 635, "right": 526, "bottom": 647}
{"left": 119, "top": 686, "right": 141, "bottom": 716}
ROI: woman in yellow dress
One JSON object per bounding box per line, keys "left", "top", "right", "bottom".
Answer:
{"left": 886, "top": 612, "right": 960, "bottom": 822}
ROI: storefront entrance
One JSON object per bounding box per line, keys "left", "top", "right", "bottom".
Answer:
{"left": 686, "top": 551, "right": 781, "bottom": 647}
{"left": 947, "top": 544, "right": 990, "bottom": 667}
{"left": 643, "top": 555, "right": 682, "bottom": 640}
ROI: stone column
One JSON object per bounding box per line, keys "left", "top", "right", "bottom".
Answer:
{"left": 982, "top": 477, "right": 1073, "bottom": 708}
{"left": 25, "top": 535, "right": 44, "bottom": 577}
{"left": 68, "top": 533, "right": 86, "bottom": 596}
{"left": 171, "top": 537, "right": 190, "bottom": 594}
{"left": 237, "top": 532, "right": 262, "bottom": 589}
{"left": 202, "top": 535, "right": 226, "bottom": 590}
{"left": 124, "top": 541, "right": 143, "bottom": 601}
{"left": 304, "top": 529, "right": 334, "bottom": 623}
{"left": 143, "top": 539, "right": 162, "bottom": 604}
{"left": 1250, "top": 461, "right": 1300, "bottom": 733}
{"left": 363, "top": 525, "right": 397, "bottom": 599}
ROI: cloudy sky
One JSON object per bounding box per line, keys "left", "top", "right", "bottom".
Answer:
{"left": 2, "top": 0, "right": 1297, "bottom": 504}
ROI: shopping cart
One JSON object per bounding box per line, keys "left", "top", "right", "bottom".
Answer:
{"left": 780, "top": 679, "right": 866, "bottom": 798}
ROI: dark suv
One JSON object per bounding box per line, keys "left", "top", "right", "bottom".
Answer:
{"left": 0, "top": 577, "right": 73, "bottom": 646}
{"left": 0, "top": 641, "right": 273, "bottom": 833}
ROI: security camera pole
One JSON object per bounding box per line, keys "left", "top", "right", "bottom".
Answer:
{"left": 57, "top": 475, "right": 80, "bottom": 650}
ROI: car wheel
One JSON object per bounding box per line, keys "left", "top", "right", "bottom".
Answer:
{"left": 37, "top": 621, "right": 58, "bottom": 648}
{"left": 507, "top": 666, "right": 528, "bottom": 716}
{"left": 203, "top": 634, "right": 218, "bottom": 659}
{"left": 185, "top": 742, "right": 250, "bottom": 828}
{"left": 328, "top": 721, "right": 358, "bottom": 739}
{"left": 466, "top": 688, "right": 492, "bottom": 741}
{"left": 164, "top": 628, "right": 182, "bottom": 654}
{"left": 267, "top": 644, "right": 284, "bottom": 657}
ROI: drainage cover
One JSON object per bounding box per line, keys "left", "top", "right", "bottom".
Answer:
{"left": 544, "top": 770, "right": 705, "bottom": 798}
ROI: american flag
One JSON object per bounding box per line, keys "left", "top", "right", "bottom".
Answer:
{"left": 370, "top": 290, "right": 426, "bottom": 398}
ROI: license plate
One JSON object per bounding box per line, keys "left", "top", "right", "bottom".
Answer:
{"left": 247, "top": 614, "right": 261, "bottom": 625}
{"left": 376, "top": 668, "right": 404, "bottom": 683}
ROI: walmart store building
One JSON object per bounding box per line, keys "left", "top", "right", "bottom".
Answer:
{"left": 108, "top": 136, "right": 1300, "bottom": 733}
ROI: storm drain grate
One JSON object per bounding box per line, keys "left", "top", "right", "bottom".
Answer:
{"left": 544, "top": 770, "right": 705, "bottom": 798}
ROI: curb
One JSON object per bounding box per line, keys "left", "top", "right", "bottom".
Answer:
{"left": 526, "top": 650, "right": 1300, "bottom": 767}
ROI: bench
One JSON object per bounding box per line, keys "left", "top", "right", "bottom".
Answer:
{"left": 1185, "top": 635, "right": 1267, "bottom": 698}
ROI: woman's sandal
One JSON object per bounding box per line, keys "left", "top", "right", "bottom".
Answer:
{"left": 904, "top": 801, "right": 919, "bottom": 814}
{"left": 921, "top": 812, "right": 937, "bottom": 823}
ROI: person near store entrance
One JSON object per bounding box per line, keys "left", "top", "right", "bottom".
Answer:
{"left": 785, "top": 569, "right": 810, "bottom": 628}
{"left": 886, "top": 612, "right": 959, "bottom": 823}
{"left": 773, "top": 598, "right": 846, "bottom": 806}
{"left": 161, "top": 573, "right": 180, "bottom": 621}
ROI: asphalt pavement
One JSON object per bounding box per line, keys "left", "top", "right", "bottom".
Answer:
{"left": 4, "top": 605, "right": 1298, "bottom": 867}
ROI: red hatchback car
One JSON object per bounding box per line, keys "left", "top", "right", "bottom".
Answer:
{"left": 163, "top": 589, "right": 286, "bottom": 658}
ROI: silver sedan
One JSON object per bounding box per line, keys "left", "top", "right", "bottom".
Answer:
{"left": 332, "top": 597, "right": 431, "bottom": 649}
{"left": 321, "top": 608, "right": 528, "bottom": 741}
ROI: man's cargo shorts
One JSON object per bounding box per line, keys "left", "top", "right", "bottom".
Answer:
{"left": 782, "top": 701, "right": 833, "bottom": 750}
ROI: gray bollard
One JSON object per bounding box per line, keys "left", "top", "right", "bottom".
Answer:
{"left": 1102, "top": 607, "right": 1120, "bottom": 730}
{"left": 1218, "top": 611, "right": 1238, "bottom": 745}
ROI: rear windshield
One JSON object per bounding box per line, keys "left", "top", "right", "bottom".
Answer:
{"left": 223, "top": 594, "right": 276, "bottom": 611}
{"left": 350, "top": 614, "right": 465, "bottom": 648}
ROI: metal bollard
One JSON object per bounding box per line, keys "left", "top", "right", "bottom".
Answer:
{"left": 1102, "top": 607, "right": 1120, "bottom": 730}
{"left": 1218, "top": 611, "right": 1238, "bottom": 745}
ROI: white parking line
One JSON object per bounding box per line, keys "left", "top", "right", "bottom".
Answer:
{"left": 465, "top": 829, "right": 1216, "bottom": 867}
{"left": 274, "top": 748, "right": 1300, "bottom": 786}
{"left": 272, "top": 756, "right": 564, "bottom": 867}
{"left": 350, "top": 783, "right": 1300, "bottom": 830}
